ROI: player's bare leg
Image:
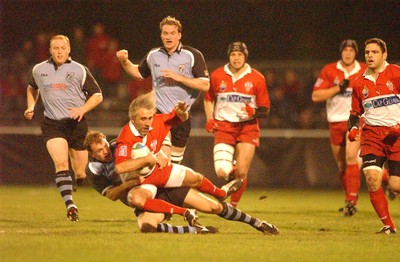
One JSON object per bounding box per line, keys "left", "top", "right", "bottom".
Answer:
{"left": 69, "top": 148, "right": 88, "bottom": 189}
{"left": 229, "top": 142, "right": 255, "bottom": 207}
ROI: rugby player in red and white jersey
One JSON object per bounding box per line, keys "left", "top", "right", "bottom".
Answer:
{"left": 348, "top": 38, "right": 400, "bottom": 234}
{"left": 114, "top": 91, "right": 243, "bottom": 227}
{"left": 204, "top": 42, "right": 270, "bottom": 207}
{"left": 312, "top": 40, "right": 367, "bottom": 216}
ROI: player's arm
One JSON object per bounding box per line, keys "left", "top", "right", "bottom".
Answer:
{"left": 161, "top": 132, "right": 172, "bottom": 159}
{"left": 204, "top": 99, "right": 214, "bottom": 122}
{"left": 246, "top": 105, "right": 269, "bottom": 118}
{"left": 68, "top": 93, "right": 103, "bottom": 122}
{"left": 204, "top": 89, "right": 218, "bottom": 132}
{"left": 347, "top": 111, "right": 361, "bottom": 142}
{"left": 115, "top": 154, "right": 157, "bottom": 175}
{"left": 24, "top": 85, "right": 39, "bottom": 120}
{"left": 161, "top": 69, "right": 210, "bottom": 91}
{"left": 312, "top": 80, "right": 349, "bottom": 102}
{"left": 116, "top": 49, "right": 143, "bottom": 80}
{"left": 104, "top": 178, "right": 142, "bottom": 201}
{"left": 311, "top": 86, "right": 341, "bottom": 102}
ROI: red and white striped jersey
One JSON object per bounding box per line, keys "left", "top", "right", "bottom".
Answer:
{"left": 313, "top": 60, "right": 367, "bottom": 122}
{"left": 205, "top": 64, "right": 270, "bottom": 122}
{"left": 351, "top": 63, "right": 400, "bottom": 127}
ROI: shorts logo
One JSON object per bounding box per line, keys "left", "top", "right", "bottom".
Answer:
{"left": 66, "top": 72, "right": 75, "bottom": 83}
{"left": 219, "top": 81, "right": 227, "bottom": 92}
{"left": 118, "top": 145, "right": 127, "bottom": 157}
{"left": 362, "top": 86, "right": 369, "bottom": 98}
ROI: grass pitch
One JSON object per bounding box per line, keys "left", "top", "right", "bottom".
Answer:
{"left": 1, "top": 185, "right": 399, "bottom": 262}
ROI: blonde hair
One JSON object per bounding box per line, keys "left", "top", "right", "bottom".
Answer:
{"left": 128, "top": 91, "right": 156, "bottom": 118}
{"left": 50, "top": 35, "right": 70, "bottom": 47}
{"left": 84, "top": 130, "right": 106, "bottom": 152}
{"left": 159, "top": 16, "right": 182, "bottom": 32}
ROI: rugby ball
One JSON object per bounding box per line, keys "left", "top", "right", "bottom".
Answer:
{"left": 131, "top": 142, "right": 152, "bottom": 175}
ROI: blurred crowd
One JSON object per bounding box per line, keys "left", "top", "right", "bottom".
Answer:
{"left": 0, "top": 23, "right": 326, "bottom": 129}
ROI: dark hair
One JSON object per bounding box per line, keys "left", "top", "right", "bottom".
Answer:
{"left": 365, "top": 38, "right": 387, "bottom": 54}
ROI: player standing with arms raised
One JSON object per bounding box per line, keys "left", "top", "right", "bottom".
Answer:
{"left": 204, "top": 42, "right": 270, "bottom": 207}
{"left": 24, "top": 35, "right": 103, "bottom": 221}
{"left": 312, "top": 40, "right": 367, "bottom": 216}
{"left": 116, "top": 16, "right": 209, "bottom": 164}
{"left": 348, "top": 38, "right": 400, "bottom": 234}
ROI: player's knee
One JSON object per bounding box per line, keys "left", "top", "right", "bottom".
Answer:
{"left": 74, "top": 171, "right": 86, "bottom": 179}
{"left": 210, "top": 202, "right": 223, "bottom": 214}
{"left": 345, "top": 153, "right": 358, "bottom": 164}
{"left": 192, "top": 172, "right": 204, "bottom": 187}
{"left": 214, "top": 143, "right": 234, "bottom": 179}
{"left": 127, "top": 192, "right": 146, "bottom": 208}
{"left": 140, "top": 223, "right": 157, "bottom": 233}
{"left": 363, "top": 166, "right": 382, "bottom": 189}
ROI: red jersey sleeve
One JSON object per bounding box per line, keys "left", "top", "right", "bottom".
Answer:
{"left": 115, "top": 124, "right": 139, "bottom": 165}
{"left": 313, "top": 64, "right": 337, "bottom": 91}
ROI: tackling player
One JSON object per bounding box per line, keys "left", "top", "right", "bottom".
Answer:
{"left": 204, "top": 42, "right": 270, "bottom": 207}
{"left": 348, "top": 38, "right": 400, "bottom": 234}
{"left": 84, "top": 130, "right": 279, "bottom": 235}
{"left": 311, "top": 39, "right": 367, "bottom": 216}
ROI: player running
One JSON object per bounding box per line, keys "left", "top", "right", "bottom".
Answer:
{"left": 311, "top": 39, "right": 367, "bottom": 216}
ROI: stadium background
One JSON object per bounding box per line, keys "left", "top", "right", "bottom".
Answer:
{"left": 0, "top": 0, "right": 399, "bottom": 188}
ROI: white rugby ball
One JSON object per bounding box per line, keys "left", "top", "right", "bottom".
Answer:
{"left": 131, "top": 142, "right": 151, "bottom": 175}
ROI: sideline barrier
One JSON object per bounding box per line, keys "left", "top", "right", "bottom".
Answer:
{"left": 0, "top": 127, "right": 339, "bottom": 188}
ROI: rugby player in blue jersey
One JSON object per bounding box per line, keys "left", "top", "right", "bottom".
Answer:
{"left": 24, "top": 35, "right": 103, "bottom": 221}
{"left": 116, "top": 16, "right": 209, "bottom": 164}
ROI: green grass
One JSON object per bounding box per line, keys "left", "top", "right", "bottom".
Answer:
{"left": 1, "top": 186, "right": 399, "bottom": 262}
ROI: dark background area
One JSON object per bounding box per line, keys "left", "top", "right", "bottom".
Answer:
{"left": 1, "top": 0, "right": 399, "bottom": 62}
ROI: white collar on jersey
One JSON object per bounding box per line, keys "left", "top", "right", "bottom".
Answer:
{"left": 129, "top": 121, "right": 153, "bottom": 143}
{"left": 224, "top": 63, "right": 251, "bottom": 82}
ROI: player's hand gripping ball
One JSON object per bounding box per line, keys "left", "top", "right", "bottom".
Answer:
{"left": 120, "top": 143, "right": 152, "bottom": 182}
{"left": 131, "top": 143, "right": 152, "bottom": 174}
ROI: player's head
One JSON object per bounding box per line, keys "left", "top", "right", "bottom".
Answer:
{"left": 129, "top": 91, "right": 156, "bottom": 136}
{"left": 84, "top": 130, "right": 113, "bottom": 162}
{"left": 49, "top": 35, "right": 71, "bottom": 66}
{"left": 364, "top": 38, "right": 387, "bottom": 70}
{"left": 339, "top": 39, "right": 358, "bottom": 66}
{"left": 227, "top": 41, "right": 248, "bottom": 71}
{"left": 160, "top": 16, "right": 182, "bottom": 52}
